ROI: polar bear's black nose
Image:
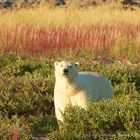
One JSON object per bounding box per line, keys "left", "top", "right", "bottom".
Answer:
{"left": 63, "top": 68, "right": 68, "bottom": 74}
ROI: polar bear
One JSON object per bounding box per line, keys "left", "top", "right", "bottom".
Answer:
{"left": 54, "top": 61, "right": 114, "bottom": 121}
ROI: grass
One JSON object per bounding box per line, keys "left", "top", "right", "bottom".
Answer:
{"left": 0, "top": 25, "right": 140, "bottom": 61}
{"left": 0, "top": 6, "right": 140, "bottom": 61}
{"left": 0, "top": 6, "right": 140, "bottom": 28}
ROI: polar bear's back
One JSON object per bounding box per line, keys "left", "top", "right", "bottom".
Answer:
{"left": 77, "top": 72, "right": 114, "bottom": 101}
{"left": 78, "top": 71, "right": 105, "bottom": 83}
{"left": 79, "top": 71, "right": 102, "bottom": 77}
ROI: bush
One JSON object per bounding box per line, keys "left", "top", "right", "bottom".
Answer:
{"left": 31, "top": 114, "right": 58, "bottom": 133}
{"left": 50, "top": 93, "right": 140, "bottom": 139}
{"left": 0, "top": 115, "right": 32, "bottom": 139}
{"left": 0, "top": 55, "right": 54, "bottom": 117}
{"left": 0, "top": 54, "right": 139, "bottom": 138}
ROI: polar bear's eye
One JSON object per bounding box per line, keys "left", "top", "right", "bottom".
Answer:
{"left": 60, "top": 64, "right": 63, "bottom": 67}
{"left": 69, "top": 65, "right": 72, "bottom": 68}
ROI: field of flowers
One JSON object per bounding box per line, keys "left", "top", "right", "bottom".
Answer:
{"left": 0, "top": 5, "right": 140, "bottom": 139}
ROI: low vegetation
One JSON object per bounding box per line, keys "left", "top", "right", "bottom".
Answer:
{"left": 0, "top": 54, "right": 139, "bottom": 139}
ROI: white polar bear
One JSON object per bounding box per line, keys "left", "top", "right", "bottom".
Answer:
{"left": 54, "top": 61, "right": 114, "bottom": 121}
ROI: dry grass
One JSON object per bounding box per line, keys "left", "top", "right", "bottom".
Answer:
{"left": 0, "top": 5, "right": 140, "bottom": 61}
{"left": 0, "top": 5, "right": 140, "bottom": 28}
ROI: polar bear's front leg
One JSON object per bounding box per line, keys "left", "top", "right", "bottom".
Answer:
{"left": 55, "top": 105, "right": 64, "bottom": 122}
{"left": 54, "top": 93, "right": 71, "bottom": 122}
{"left": 70, "top": 91, "right": 88, "bottom": 109}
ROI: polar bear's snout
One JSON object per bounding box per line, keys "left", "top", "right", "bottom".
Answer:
{"left": 62, "top": 66, "right": 73, "bottom": 78}
{"left": 61, "top": 66, "right": 70, "bottom": 77}
{"left": 63, "top": 68, "right": 69, "bottom": 75}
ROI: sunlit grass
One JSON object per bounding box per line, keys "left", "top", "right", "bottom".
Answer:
{"left": 0, "top": 5, "right": 140, "bottom": 61}
{"left": 0, "top": 5, "right": 140, "bottom": 28}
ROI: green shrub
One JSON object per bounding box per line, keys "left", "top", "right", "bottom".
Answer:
{"left": 0, "top": 54, "right": 53, "bottom": 77}
{"left": 0, "top": 74, "right": 54, "bottom": 116}
{"left": 50, "top": 93, "right": 140, "bottom": 139}
{"left": 0, "top": 54, "right": 139, "bottom": 138}
{"left": 0, "top": 115, "right": 32, "bottom": 139}
{"left": 31, "top": 114, "right": 58, "bottom": 133}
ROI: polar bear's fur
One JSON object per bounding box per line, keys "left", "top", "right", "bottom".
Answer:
{"left": 54, "top": 61, "right": 114, "bottom": 121}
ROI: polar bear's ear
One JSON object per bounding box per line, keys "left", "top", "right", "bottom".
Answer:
{"left": 75, "top": 62, "right": 79, "bottom": 67}
{"left": 54, "top": 61, "right": 59, "bottom": 67}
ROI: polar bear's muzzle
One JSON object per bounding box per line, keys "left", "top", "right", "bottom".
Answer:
{"left": 63, "top": 68, "right": 69, "bottom": 76}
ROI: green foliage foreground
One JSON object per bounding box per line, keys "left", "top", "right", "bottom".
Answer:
{"left": 0, "top": 54, "right": 139, "bottom": 139}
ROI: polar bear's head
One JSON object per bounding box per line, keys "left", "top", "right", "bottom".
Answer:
{"left": 54, "top": 61, "right": 79, "bottom": 81}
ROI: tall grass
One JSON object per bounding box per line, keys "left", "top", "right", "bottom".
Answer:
{"left": 1, "top": 6, "right": 140, "bottom": 28}
{"left": 0, "top": 25, "right": 140, "bottom": 60}
{"left": 0, "top": 6, "right": 140, "bottom": 61}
